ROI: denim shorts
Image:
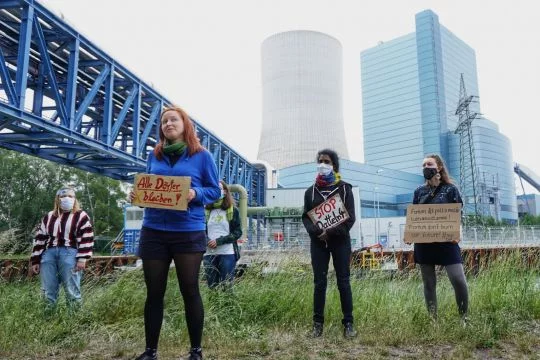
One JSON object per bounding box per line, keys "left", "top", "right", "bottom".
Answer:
{"left": 138, "top": 226, "right": 206, "bottom": 260}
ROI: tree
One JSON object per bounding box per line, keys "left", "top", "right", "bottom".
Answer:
{"left": 74, "top": 170, "right": 125, "bottom": 237}
{"left": 0, "top": 149, "right": 127, "bottom": 252}
{"left": 0, "top": 150, "right": 68, "bottom": 239}
{"left": 520, "top": 214, "right": 540, "bottom": 226}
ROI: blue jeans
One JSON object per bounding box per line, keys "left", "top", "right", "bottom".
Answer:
{"left": 203, "top": 254, "right": 236, "bottom": 289}
{"left": 311, "top": 241, "right": 353, "bottom": 325}
{"left": 40, "top": 247, "right": 82, "bottom": 305}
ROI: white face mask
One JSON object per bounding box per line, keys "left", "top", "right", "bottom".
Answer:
{"left": 220, "top": 190, "right": 225, "bottom": 199}
{"left": 317, "top": 163, "right": 333, "bottom": 176}
{"left": 60, "top": 197, "right": 75, "bottom": 211}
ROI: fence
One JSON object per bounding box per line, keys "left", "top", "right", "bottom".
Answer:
{"left": 461, "top": 226, "right": 540, "bottom": 248}
{"left": 245, "top": 225, "right": 540, "bottom": 251}
{"left": 114, "top": 224, "right": 540, "bottom": 253}
{"left": 247, "top": 223, "right": 310, "bottom": 250}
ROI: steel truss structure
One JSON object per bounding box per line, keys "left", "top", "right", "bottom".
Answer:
{"left": 0, "top": 0, "right": 264, "bottom": 205}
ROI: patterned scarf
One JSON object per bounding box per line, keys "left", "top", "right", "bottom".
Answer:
{"left": 163, "top": 141, "right": 186, "bottom": 156}
{"left": 316, "top": 171, "right": 341, "bottom": 187}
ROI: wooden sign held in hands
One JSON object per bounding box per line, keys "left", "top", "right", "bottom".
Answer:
{"left": 307, "top": 194, "right": 350, "bottom": 231}
{"left": 403, "top": 203, "right": 461, "bottom": 243}
{"left": 133, "top": 174, "right": 191, "bottom": 210}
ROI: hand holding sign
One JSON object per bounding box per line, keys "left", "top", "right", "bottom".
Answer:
{"left": 128, "top": 190, "right": 136, "bottom": 203}
{"left": 187, "top": 189, "right": 196, "bottom": 202}
{"left": 318, "top": 231, "right": 328, "bottom": 242}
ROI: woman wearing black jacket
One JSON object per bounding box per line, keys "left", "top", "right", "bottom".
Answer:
{"left": 413, "top": 154, "right": 468, "bottom": 320}
{"left": 302, "top": 149, "right": 357, "bottom": 338}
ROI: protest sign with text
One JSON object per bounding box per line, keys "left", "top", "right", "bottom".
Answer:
{"left": 403, "top": 203, "right": 461, "bottom": 243}
{"left": 307, "top": 194, "right": 350, "bottom": 231}
{"left": 132, "top": 174, "right": 191, "bottom": 210}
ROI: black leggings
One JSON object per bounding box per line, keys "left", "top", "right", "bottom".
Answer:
{"left": 419, "top": 263, "right": 468, "bottom": 316}
{"left": 142, "top": 252, "right": 204, "bottom": 350}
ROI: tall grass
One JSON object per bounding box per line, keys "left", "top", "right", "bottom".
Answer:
{"left": 0, "top": 250, "right": 538, "bottom": 359}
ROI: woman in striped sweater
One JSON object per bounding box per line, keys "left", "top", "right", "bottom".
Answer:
{"left": 30, "top": 187, "right": 94, "bottom": 308}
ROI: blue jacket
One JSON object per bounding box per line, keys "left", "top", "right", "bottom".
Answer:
{"left": 142, "top": 149, "right": 221, "bottom": 232}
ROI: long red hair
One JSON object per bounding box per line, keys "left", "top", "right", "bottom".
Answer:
{"left": 154, "top": 106, "right": 203, "bottom": 160}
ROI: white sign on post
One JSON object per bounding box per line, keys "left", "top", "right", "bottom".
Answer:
{"left": 307, "top": 194, "right": 350, "bottom": 231}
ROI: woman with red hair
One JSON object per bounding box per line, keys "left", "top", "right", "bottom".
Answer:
{"left": 133, "top": 106, "right": 220, "bottom": 360}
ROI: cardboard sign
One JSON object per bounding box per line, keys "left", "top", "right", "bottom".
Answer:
{"left": 308, "top": 194, "right": 350, "bottom": 231}
{"left": 403, "top": 203, "right": 461, "bottom": 243}
{"left": 132, "top": 174, "right": 191, "bottom": 210}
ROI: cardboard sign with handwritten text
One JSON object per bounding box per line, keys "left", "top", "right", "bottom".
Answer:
{"left": 404, "top": 203, "right": 461, "bottom": 243}
{"left": 307, "top": 194, "right": 350, "bottom": 231}
{"left": 133, "top": 174, "right": 191, "bottom": 210}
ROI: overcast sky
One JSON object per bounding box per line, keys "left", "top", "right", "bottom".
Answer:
{"left": 45, "top": 0, "right": 540, "bottom": 193}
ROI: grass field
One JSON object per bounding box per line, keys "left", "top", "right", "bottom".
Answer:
{"left": 0, "top": 251, "right": 538, "bottom": 359}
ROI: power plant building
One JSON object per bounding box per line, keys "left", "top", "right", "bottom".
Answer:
{"left": 360, "top": 10, "right": 516, "bottom": 221}
{"left": 276, "top": 10, "right": 518, "bottom": 223}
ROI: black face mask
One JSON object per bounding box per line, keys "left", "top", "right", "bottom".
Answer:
{"left": 423, "top": 167, "right": 438, "bottom": 180}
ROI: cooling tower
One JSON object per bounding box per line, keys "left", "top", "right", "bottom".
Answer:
{"left": 258, "top": 30, "right": 348, "bottom": 169}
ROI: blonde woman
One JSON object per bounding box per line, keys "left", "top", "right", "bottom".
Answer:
{"left": 30, "top": 187, "right": 94, "bottom": 308}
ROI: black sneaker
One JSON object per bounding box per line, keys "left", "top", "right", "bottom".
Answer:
{"left": 188, "top": 348, "right": 203, "bottom": 360}
{"left": 312, "top": 322, "right": 323, "bottom": 338}
{"left": 135, "top": 350, "right": 157, "bottom": 360}
{"left": 343, "top": 322, "right": 357, "bottom": 338}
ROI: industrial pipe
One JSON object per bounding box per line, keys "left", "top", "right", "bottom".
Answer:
{"left": 246, "top": 207, "right": 272, "bottom": 216}
{"left": 228, "top": 184, "right": 248, "bottom": 240}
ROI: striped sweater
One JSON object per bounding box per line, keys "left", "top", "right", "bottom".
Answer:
{"left": 31, "top": 210, "right": 94, "bottom": 265}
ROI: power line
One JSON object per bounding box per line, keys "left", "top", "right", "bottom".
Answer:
{"left": 454, "top": 74, "right": 481, "bottom": 226}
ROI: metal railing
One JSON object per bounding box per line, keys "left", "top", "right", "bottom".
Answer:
{"left": 245, "top": 225, "right": 540, "bottom": 251}
{"left": 460, "top": 226, "right": 540, "bottom": 248}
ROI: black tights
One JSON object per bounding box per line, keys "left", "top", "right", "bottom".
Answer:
{"left": 142, "top": 253, "right": 204, "bottom": 350}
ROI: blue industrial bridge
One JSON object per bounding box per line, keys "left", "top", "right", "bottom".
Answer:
{"left": 0, "top": 0, "right": 265, "bottom": 206}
